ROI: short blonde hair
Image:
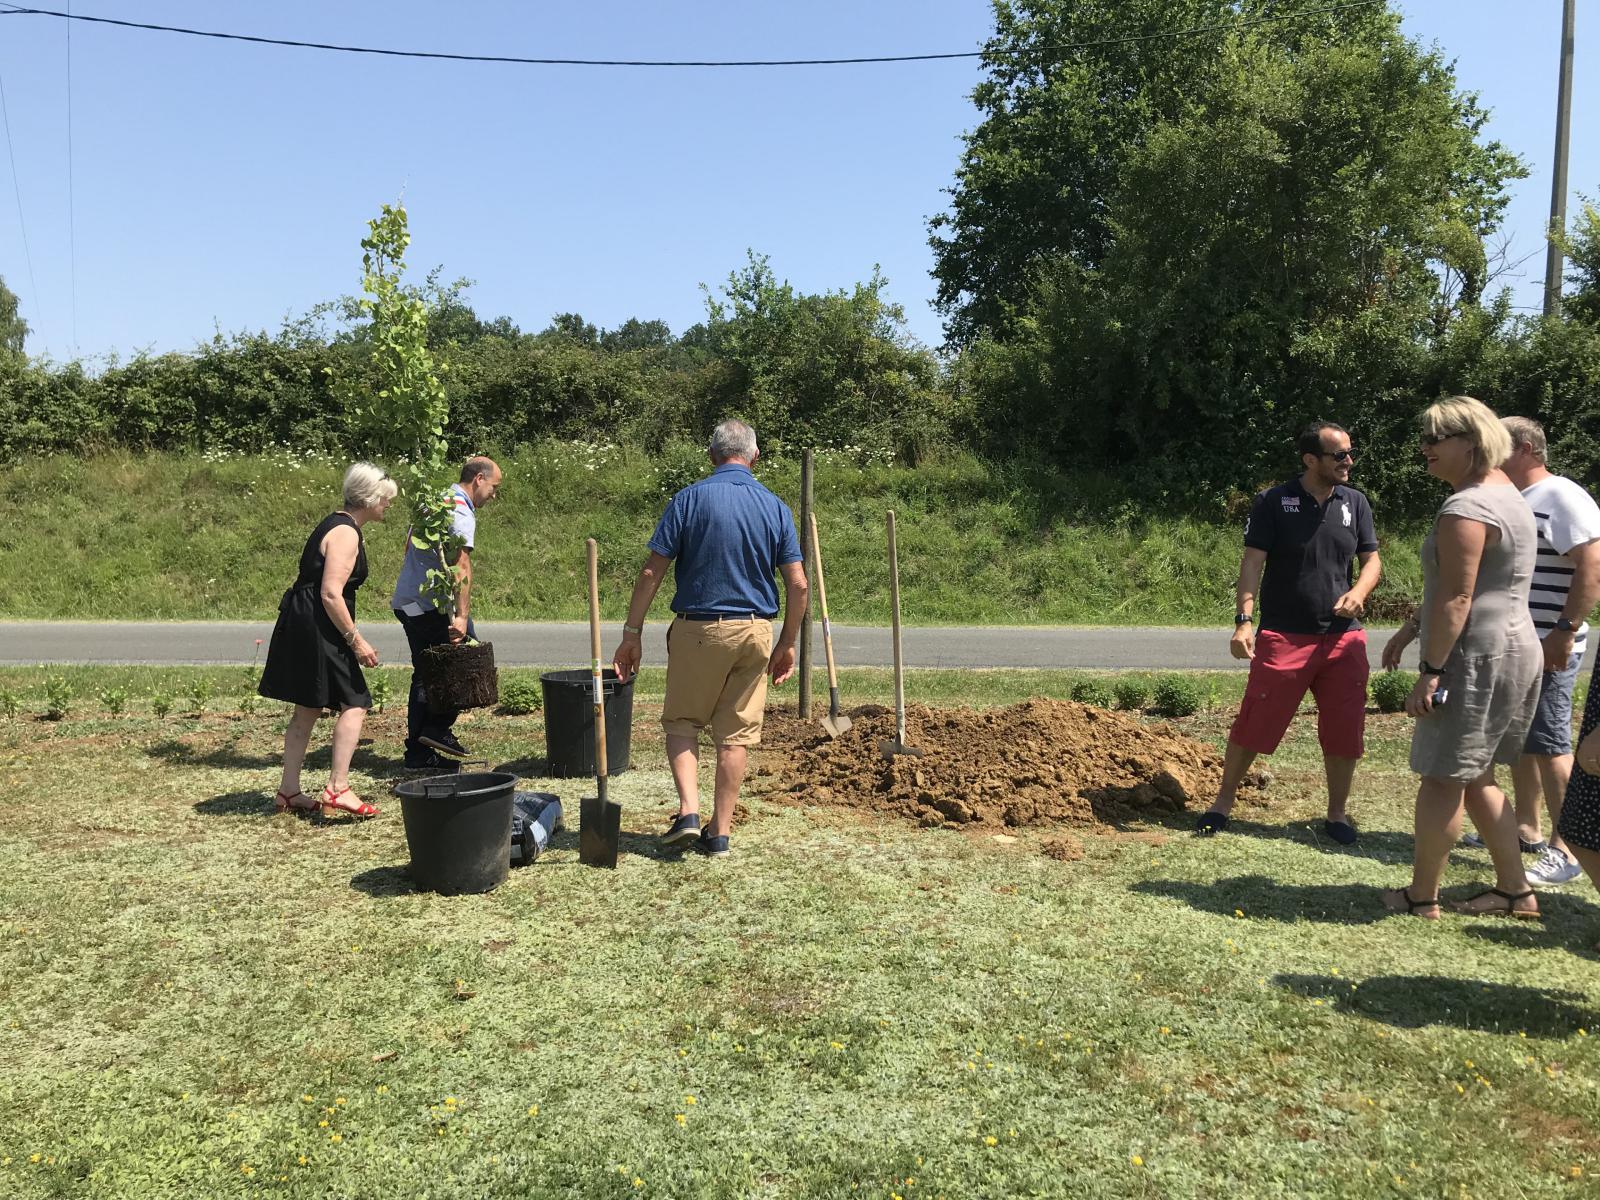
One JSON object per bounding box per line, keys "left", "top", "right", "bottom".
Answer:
{"left": 342, "top": 461, "right": 397, "bottom": 510}
{"left": 1419, "top": 395, "right": 1513, "bottom": 469}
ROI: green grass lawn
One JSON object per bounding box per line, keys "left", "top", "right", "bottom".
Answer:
{"left": 2, "top": 668, "right": 1597, "bottom": 1198}
{"left": 0, "top": 448, "right": 1428, "bottom": 624}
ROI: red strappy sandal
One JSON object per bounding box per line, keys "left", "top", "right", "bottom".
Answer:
{"left": 319, "top": 784, "right": 379, "bottom": 820}
{"left": 274, "top": 789, "right": 315, "bottom": 815}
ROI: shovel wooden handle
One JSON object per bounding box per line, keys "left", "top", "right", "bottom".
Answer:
{"left": 886, "top": 510, "right": 906, "bottom": 746}
{"left": 808, "top": 512, "right": 841, "bottom": 695}
{"left": 586, "top": 538, "right": 608, "bottom": 797}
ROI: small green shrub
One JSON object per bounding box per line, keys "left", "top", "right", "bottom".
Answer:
{"left": 99, "top": 686, "right": 129, "bottom": 716}
{"left": 1150, "top": 674, "right": 1203, "bottom": 718}
{"left": 239, "top": 692, "right": 258, "bottom": 715}
{"left": 1113, "top": 678, "right": 1150, "bottom": 712}
{"left": 186, "top": 677, "right": 213, "bottom": 717}
{"left": 43, "top": 675, "right": 73, "bottom": 720}
{"left": 367, "top": 671, "right": 391, "bottom": 713}
{"left": 1371, "top": 670, "right": 1416, "bottom": 714}
{"left": 1070, "top": 678, "right": 1114, "bottom": 709}
{"left": 499, "top": 678, "right": 542, "bottom": 716}
{"left": 0, "top": 688, "right": 18, "bottom": 719}
{"left": 150, "top": 690, "right": 173, "bottom": 718}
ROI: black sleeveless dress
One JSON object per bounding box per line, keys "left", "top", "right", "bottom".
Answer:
{"left": 258, "top": 513, "right": 373, "bottom": 710}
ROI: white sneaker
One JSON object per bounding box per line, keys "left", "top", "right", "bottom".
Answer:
{"left": 1525, "top": 847, "right": 1581, "bottom": 888}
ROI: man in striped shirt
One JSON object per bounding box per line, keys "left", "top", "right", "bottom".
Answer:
{"left": 1488, "top": 417, "right": 1600, "bottom": 886}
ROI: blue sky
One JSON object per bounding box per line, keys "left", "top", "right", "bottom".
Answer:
{"left": 0, "top": 1, "right": 1593, "bottom": 361}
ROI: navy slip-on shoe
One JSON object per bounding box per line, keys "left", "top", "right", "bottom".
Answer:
{"left": 1195, "top": 811, "right": 1229, "bottom": 837}
{"left": 660, "top": 812, "right": 702, "bottom": 847}
{"left": 695, "top": 831, "right": 730, "bottom": 858}
{"left": 1323, "top": 819, "right": 1359, "bottom": 846}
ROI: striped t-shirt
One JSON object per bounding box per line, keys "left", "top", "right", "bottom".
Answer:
{"left": 1521, "top": 474, "right": 1600, "bottom": 656}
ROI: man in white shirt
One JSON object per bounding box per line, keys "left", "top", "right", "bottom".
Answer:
{"left": 390, "top": 457, "right": 502, "bottom": 769}
{"left": 1480, "top": 418, "right": 1600, "bottom": 886}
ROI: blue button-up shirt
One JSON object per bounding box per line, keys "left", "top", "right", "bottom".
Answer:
{"left": 649, "top": 463, "right": 803, "bottom": 617}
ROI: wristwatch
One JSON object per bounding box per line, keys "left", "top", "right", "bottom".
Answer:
{"left": 1555, "top": 616, "right": 1577, "bottom": 633}
{"left": 622, "top": 623, "right": 643, "bottom": 636}
{"left": 1419, "top": 660, "right": 1446, "bottom": 675}
{"left": 1234, "top": 613, "right": 1253, "bottom": 626}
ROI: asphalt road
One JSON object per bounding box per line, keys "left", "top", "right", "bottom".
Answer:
{"left": 6, "top": 620, "right": 1578, "bottom": 673}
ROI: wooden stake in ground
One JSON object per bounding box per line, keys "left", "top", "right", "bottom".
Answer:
{"left": 579, "top": 537, "right": 621, "bottom": 868}
{"left": 808, "top": 510, "right": 852, "bottom": 738}
{"left": 878, "top": 509, "right": 922, "bottom": 760}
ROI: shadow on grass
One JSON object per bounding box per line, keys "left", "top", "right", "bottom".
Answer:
{"left": 149, "top": 737, "right": 394, "bottom": 775}
{"left": 1143, "top": 811, "right": 1480, "bottom": 867}
{"left": 1274, "top": 973, "right": 1598, "bottom": 1035}
{"left": 350, "top": 865, "right": 415, "bottom": 896}
{"left": 193, "top": 789, "right": 277, "bottom": 818}
{"left": 495, "top": 755, "right": 552, "bottom": 778}
{"left": 1131, "top": 874, "right": 1391, "bottom": 924}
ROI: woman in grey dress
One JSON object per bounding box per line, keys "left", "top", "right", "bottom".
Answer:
{"left": 1381, "top": 396, "right": 1542, "bottom": 919}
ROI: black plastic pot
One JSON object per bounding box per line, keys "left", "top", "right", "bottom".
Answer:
{"left": 394, "top": 769, "right": 518, "bottom": 894}
{"left": 540, "top": 668, "right": 634, "bottom": 778}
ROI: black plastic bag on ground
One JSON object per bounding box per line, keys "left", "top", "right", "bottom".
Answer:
{"left": 510, "top": 792, "right": 563, "bottom": 866}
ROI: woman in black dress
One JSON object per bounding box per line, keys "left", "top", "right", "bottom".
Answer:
{"left": 260, "top": 462, "right": 397, "bottom": 818}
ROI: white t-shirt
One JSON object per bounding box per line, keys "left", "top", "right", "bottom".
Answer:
{"left": 390, "top": 484, "right": 477, "bottom": 616}
{"left": 1521, "top": 474, "right": 1600, "bottom": 657}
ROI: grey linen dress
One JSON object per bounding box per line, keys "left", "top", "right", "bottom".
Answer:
{"left": 1410, "top": 483, "right": 1541, "bottom": 783}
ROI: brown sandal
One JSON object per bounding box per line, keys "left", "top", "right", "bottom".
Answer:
{"left": 1382, "top": 886, "right": 1441, "bottom": 919}
{"left": 1450, "top": 887, "right": 1540, "bottom": 920}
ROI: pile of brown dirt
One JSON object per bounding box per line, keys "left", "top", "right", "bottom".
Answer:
{"left": 779, "top": 698, "right": 1261, "bottom": 830}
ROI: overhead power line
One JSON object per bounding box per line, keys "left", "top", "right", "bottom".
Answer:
{"left": 0, "top": 1, "right": 1387, "bottom": 68}
{"left": 65, "top": 0, "right": 77, "bottom": 350}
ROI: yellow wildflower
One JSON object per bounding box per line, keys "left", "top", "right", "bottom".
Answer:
{"left": 1131, "top": 1155, "right": 1144, "bottom": 1167}
{"left": 675, "top": 1114, "right": 687, "bottom": 1126}
{"left": 527, "top": 1104, "right": 539, "bottom": 1116}
{"left": 329, "top": 1134, "right": 342, "bottom": 1144}
{"left": 684, "top": 1096, "right": 696, "bottom": 1106}
{"left": 983, "top": 1135, "right": 998, "bottom": 1146}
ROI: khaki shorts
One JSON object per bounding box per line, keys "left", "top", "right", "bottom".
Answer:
{"left": 661, "top": 616, "right": 772, "bottom": 747}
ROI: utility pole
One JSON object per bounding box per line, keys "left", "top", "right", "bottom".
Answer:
{"left": 1543, "top": 0, "right": 1577, "bottom": 318}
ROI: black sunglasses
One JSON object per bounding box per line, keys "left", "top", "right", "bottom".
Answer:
{"left": 1318, "top": 449, "right": 1355, "bottom": 462}
{"left": 1420, "top": 432, "right": 1461, "bottom": 447}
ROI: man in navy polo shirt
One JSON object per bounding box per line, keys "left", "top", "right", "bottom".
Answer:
{"left": 612, "top": 419, "right": 809, "bottom": 858}
{"left": 1197, "top": 421, "right": 1382, "bottom": 843}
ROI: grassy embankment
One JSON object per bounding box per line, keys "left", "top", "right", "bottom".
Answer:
{"left": 0, "top": 665, "right": 1597, "bottom": 1198}
{"left": 0, "top": 447, "right": 1427, "bottom": 623}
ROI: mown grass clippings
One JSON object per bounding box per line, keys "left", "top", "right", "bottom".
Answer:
{"left": 0, "top": 667, "right": 1595, "bottom": 1198}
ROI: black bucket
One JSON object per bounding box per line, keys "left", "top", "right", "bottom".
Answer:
{"left": 394, "top": 770, "right": 518, "bottom": 894}
{"left": 540, "top": 668, "right": 634, "bottom": 778}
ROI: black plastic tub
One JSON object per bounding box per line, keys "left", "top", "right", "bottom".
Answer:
{"left": 540, "top": 669, "right": 634, "bottom": 778}
{"left": 394, "top": 770, "right": 518, "bottom": 895}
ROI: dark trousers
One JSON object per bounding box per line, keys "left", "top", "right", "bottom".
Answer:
{"left": 394, "top": 609, "right": 475, "bottom": 753}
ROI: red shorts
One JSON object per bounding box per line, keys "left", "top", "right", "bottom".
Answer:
{"left": 1229, "top": 629, "right": 1369, "bottom": 759}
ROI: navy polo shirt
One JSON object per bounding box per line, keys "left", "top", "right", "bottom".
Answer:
{"left": 1244, "top": 479, "right": 1378, "bottom": 635}
{"left": 649, "top": 463, "right": 804, "bottom": 618}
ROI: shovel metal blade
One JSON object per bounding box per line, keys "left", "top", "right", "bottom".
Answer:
{"left": 820, "top": 711, "right": 853, "bottom": 738}
{"left": 579, "top": 795, "right": 622, "bottom": 868}
{"left": 877, "top": 738, "right": 924, "bottom": 760}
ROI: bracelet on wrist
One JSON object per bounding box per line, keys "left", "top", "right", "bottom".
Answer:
{"left": 622, "top": 623, "right": 643, "bottom": 635}
{"left": 1419, "top": 660, "right": 1445, "bottom": 676}
{"left": 343, "top": 627, "right": 359, "bottom": 645}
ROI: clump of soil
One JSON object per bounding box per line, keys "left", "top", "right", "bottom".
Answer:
{"left": 781, "top": 698, "right": 1263, "bottom": 830}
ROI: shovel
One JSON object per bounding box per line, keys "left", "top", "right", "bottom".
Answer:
{"left": 877, "top": 510, "right": 923, "bottom": 761}
{"left": 579, "top": 537, "right": 621, "bottom": 868}
{"left": 808, "top": 511, "right": 852, "bottom": 738}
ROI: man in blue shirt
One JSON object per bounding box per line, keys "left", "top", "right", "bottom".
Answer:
{"left": 612, "top": 419, "right": 809, "bottom": 857}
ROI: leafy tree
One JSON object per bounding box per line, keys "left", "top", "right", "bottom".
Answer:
{"left": 698, "top": 253, "right": 950, "bottom": 460}
{"left": 937, "top": 0, "right": 1524, "bottom": 506}
{"left": 0, "top": 275, "right": 26, "bottom": 355}
{"left": 600, "top": 318, "right": 673, "bottom": 353}
{"left": 539, "top": 312, "right": 601, "bottom": 347}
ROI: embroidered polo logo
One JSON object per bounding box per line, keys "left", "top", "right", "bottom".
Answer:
{"left": 1281, "top": 497, "right": 1300, "bottom": 512}
{"left": 1342, "top": 503, "right": 1351, "bottom": 527}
